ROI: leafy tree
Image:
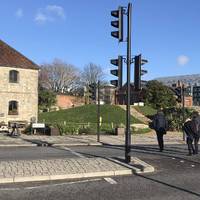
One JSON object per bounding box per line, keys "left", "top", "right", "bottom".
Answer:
{"left": 144, "top": 80, "right": 176, "bottom": 109}
{"left": 38, "top": 88, "right": 56, "bottom": 111}
{"left": 163, "top": 107, "right": 193, "bottom": 131}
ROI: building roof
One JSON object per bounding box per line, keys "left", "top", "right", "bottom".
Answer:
{"left": 155, "top": 74, "right": 200, "bottom": 86}
{"left": 0, "top": 40, "right": 38, "bottom": 70}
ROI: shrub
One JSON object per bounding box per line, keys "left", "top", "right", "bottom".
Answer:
{"left": 56, "top": 123, "right": 79, "bottom": 135}
{"left": 163, "top": 107, "right": 194, "bottom": 131}
{"left": 78, "top": 127, "right": 96, "bottom": 135}
{"left": 100, "top": 123, "right": 115, "bottom": 135}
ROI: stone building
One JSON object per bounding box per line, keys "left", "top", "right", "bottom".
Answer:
{"left": 0, "top": 40, "right": 39, "bottom": 124}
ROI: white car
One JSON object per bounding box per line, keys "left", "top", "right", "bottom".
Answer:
{"left": 0, "top": 125, "right": 9, "bottom": 132}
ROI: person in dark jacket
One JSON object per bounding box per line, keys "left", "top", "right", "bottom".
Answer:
{"left": 183, "top": 118, "right": 195, "bottom": 156}
{"left": 153, "top": 110, "right": 168, "bottom": 152}
{"left": 191, "top": 112, "right": 200, "bottom": 154}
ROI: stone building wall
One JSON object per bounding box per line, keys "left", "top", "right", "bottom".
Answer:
{"left": 0, "top": 66, "right": 38, "bottom": 124}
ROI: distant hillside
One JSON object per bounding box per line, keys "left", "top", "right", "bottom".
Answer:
{"left": 155, "top": 74, "right": 200, "bottom": 86}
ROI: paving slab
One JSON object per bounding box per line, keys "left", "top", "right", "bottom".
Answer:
{"left": 0, "top": 158, "right": 136, "bottom": 183}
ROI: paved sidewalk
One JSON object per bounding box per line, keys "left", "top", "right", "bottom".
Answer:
{"left": 0, "top": 131, "right": 185, "bottom": 147}
{"left": 1, "top": 131, "right": 184, "bottom": 183}
{"left": 0, "top": 157, "right": 140, "bottom": 183}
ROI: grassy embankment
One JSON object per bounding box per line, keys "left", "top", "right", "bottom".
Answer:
{"left": 39, "top": 104, "right": 141, "bottom": 124}
{"left": 39, "top": 105, "right": 147, "bottom": 135}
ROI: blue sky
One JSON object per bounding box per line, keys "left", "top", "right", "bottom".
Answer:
{"left": 0, "top": 0, "right": 200, "bottom": 81}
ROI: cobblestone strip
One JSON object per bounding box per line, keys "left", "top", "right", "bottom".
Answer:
{"left": 0, "top": 158, "right": 133, "bottom": 183}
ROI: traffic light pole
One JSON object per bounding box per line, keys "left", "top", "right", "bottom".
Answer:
{"left": 125, "top": 3, "right": 132, "bottom": 163}
{"left": 97, "top": 81, "right": 100, "bottom": 142}
{"left": 182, "top": 84, "right": 185, "bottom": 141}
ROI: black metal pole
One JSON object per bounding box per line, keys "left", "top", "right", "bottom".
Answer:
{"left": 125, "top": 3, "right": 132, "bottom": 163}
{"left": 182, "top": 84, "right": 185, "bottom": 141}
{"left": 97, "top": 80, "right": 100, "bottom": 142}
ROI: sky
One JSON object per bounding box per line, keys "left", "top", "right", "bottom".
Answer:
{"left": 0, "top": 0, "right": 200, "bottom": 82}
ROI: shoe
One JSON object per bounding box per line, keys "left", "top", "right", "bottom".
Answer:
{"left": 187, "top": 153, "right": 192, "bottom": 156}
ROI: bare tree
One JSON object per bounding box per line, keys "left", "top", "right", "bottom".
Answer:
{"left": 82, "top": 63, "right": 104, "bottom": 85}
{"left": 39, "top": 59, "right": 81, "bottom": 93}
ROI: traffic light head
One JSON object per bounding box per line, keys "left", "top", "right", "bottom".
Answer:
{"left": 134, "top": 54, "right": 148, "bottom": 91}
{"left": 111, "top": 7, "right": 123, "bottom": 42}
{"left": 88, "top": 83, "right": 96, "bottom": 101}
{"left": 110, "top": 56, "right": 123, "bottom": 88}
{"left": 175, "top": 87, "right": 182, "bottom": 103}
{"left": 134, "top": 55, "right": 142, "bottom": 91}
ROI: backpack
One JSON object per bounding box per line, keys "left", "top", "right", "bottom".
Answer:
{"left": 183, "top": 120, "right": 194, "bottom": 140}
{"left": 154, "top": 114, "right": 168, "bottom": 134}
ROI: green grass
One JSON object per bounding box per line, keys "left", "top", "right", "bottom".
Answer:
{"left": 134, "top": 105, "right": 157, "bottom": 117}
{"left": 39, "top": 104, "right": 142, "bottom": 125}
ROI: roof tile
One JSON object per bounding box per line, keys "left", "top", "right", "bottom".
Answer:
{"left": 0, "top": 40, "right": 38, "bottom": 70}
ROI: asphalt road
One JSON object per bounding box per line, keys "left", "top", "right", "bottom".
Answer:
{"left": 1, "top": 144, "right": 200, "bottom": 200}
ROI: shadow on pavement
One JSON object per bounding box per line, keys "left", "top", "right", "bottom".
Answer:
{"left": 137, "top": 173, "right": 200, "bottom": 198}
{"left": 20, "top": 138, "right": 53, "bottom": 147}
{"left": 101, "top": 143, "right": 200, "bottom": 165}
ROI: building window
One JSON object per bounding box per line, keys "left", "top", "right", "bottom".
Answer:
{"left": 9, "top": 70, "right": 19, "bottom": 83}
{"left": 8, "top": 101, "right": 18, "bottom": 115}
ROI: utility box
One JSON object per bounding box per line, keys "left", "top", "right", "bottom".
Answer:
{"left": 49, "top": 127, "right": 60, "bottom": 136}
{"left": 115, "top": 127, "right": 125, "bottom": 135}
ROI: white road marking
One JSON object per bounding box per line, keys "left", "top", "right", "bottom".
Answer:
{"left": 191, "top": 165, "right": 195, "bottom": 167}
{"left": 0, "top": 178, "right": 102, "bottom": 191}
{"left": 62, "top": 147, "right": 85, "bottom": 158}
{"left": 172, "top": 158, "right": 176, "bottom": 160}
{"left": 104, "top": 177, "right": 117, "bottom": 185}
{"left": 180, "top": 160, "right": 184, "bottom": 163}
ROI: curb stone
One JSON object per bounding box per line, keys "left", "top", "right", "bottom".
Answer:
{"left": 108, "top": 157, "right": 155, "bottom": 174}
{"left": 0, "top": 144, "right": 37, "bottom": 147}
{"left": 131, "top": 157, "right": 155, "bottom": 173}
{"left": 0, "top": 170, "right": 133, "bottom": 184}
{"left": 52, "top": 142, "right": 102, "bottom": 147}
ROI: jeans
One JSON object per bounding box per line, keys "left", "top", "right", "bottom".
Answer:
{"left": 156, "top": 131, "right": 164, "bottom": 151}
{"left": 187, "top": 136, "right": 199, "bottom": 154}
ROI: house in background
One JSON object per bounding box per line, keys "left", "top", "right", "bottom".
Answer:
{"left": 99, "top": 84, "right": 116, "bottom": 105}
{"left": 0, "top": 40, "right": 39, "bottom": 124}
{"left": 115, "top": 83, "right": 144, "bottom": 105}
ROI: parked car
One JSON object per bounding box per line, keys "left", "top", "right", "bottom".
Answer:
{"left": 0, "top": 122, "right": 8, "bottom": 133}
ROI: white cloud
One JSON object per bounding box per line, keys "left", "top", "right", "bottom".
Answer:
{"left": 34, "top": 5, "right": 65, "bottom": 24}
{"left": 15, "top": 8, "right": 23, "bottom": 18}
{"left": 46, "top": 5, "right": 66, "bottom": 19}
{"left": 35, "top": 12, "right": 49, "bottom": 24}
{"left": 177, "top": 55, "right": 189, "bottom": 66}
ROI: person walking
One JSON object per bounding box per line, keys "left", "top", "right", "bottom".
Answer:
{"left": 191, "top": 111, "right": 200, "bottom": 154}
{"left": 183, "top": 118, "right": 195, "bottom": 156}
{"left": 153, "top": 109, "right": 168, "bottom": 152}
